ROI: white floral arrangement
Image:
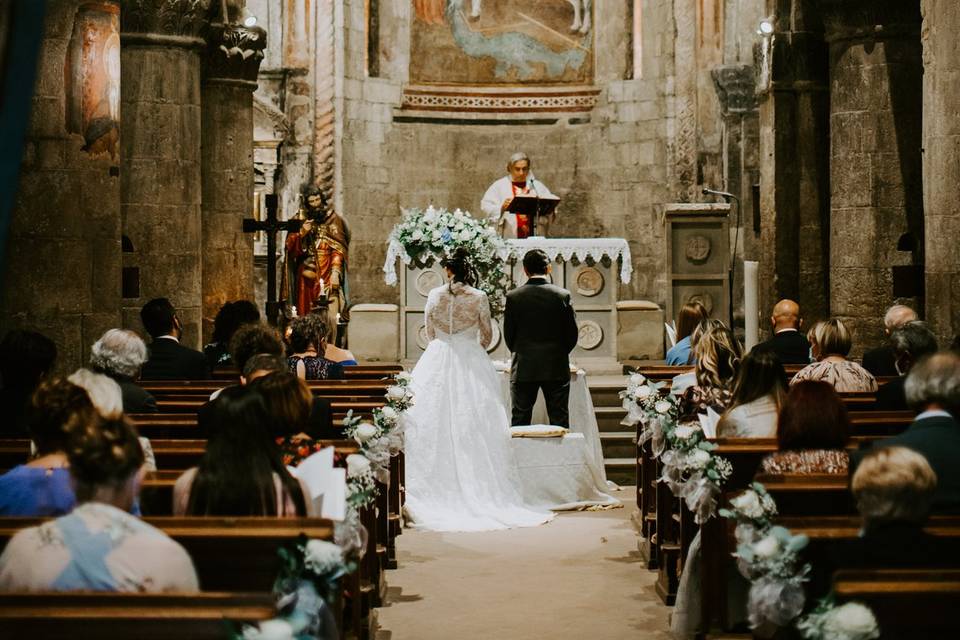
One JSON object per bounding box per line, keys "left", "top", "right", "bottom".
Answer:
{"left": 719, "top": 482, "right": 779, "bottom": 545}
{"left": 796, "top": 598, "right": 880, "bottom": 640}
{"left": 385, "top": 371, "right": 415, "bottom": 413}
{"left": 345, "top": 452, "right": 377, "bottom": 510}
{"left": 738, "top": 524, "right": 812, "bottom": 631}
{"left": 236, "top": 536, "right": 352, "bottom": 640}
{"left": 385, "top": 206, "right": 511, "bottom": 315}
{"left": 619, "top": 373, "right": 671, "bottom": 454}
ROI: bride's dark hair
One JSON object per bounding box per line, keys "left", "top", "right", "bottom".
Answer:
{"left": 440, "top": 248, "right": 477, "bottom": 288}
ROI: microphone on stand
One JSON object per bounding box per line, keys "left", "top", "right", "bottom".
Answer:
{"left": 702, "top": 186, "right": 741, "bottom": 330}
{"left": 702, "top": 187, "right": 735, "bottom": 199}
{"left": 529, "top": 175, "right": 541, "bottom": 236}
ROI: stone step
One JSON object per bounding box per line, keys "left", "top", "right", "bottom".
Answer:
{"left": 604, "top": 457, "right": 636, "bottom": 486}
{"left": 595, "top": 406, "right": 630, "bottom": 432}
{"left": 588, "top": 379, "right": 627, "bottom": 407}
{"left": 600, "top": 431, "right": 636, "bottom": 459}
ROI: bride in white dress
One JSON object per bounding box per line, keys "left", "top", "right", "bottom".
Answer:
{"left": 404, "top": 249, "right": 554, "bottom": 532}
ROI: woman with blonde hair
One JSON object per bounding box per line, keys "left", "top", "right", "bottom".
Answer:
{"left": 792, "top": 318, "right": 877, "bottom": 392}
{"left": 678, "top": 319, "right": 743, "bottom": 422}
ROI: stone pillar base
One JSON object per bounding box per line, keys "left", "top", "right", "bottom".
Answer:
{"left": 616, "top": 300, "right": 664, "bottom": 361}
{"left": 348, "top": 303, "right": 400, "bottom": 362}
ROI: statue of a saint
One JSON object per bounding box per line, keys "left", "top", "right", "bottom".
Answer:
{"left": 282, "top": 185, "right": 350, "bottom": 333}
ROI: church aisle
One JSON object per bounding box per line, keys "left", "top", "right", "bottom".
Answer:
{"left": 375, "top": 490, "right": 672, "bottom": 639}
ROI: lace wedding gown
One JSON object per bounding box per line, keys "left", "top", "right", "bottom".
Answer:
{"left": 404, "top": 282, "right": 555, "bottom": 532}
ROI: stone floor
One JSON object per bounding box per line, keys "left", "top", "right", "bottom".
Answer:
{"left": 375, "top": 489, "right": 674, "bottom": 639}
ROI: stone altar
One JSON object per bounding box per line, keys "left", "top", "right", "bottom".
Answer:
{"left": 386, "top": 238, "right": 633, "bottom": 371}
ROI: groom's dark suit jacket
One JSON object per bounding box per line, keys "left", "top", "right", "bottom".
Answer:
{"left": 503, "top": 277, "right": 579, "bottom": 382}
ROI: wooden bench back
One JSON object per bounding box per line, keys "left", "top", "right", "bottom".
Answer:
{"left": 208, "top": 364, "right": 402, "bottom": 381}
{"left": 0, "top": 516, "right": 333, "bottom": 592}
{"left": 141, "top": 379, "right": 392, "bottom": 399}
{"left": 0, "top": 591, "right": 276, "bottom": 640}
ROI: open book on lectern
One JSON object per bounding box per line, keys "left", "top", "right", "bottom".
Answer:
{"left": 507, "top": 194, "right": 561, "bottom": 218}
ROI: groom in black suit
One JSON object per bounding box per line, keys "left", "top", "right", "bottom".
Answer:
{"left": 504, "top": 249, "right": 579, "bottom": 428}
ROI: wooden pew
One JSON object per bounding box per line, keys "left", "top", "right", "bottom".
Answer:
{"left": 153, "top": 398, "right": 386, "bottom": 414}
{"left": 833, "top": 568, "right": 960, "bottom": 640}
{"left": 141, "top": 379, "right": 393, "bottom": 400}
{"left": 0, "top": 591, "right": 277, "bottom": 640}
{"left": 209, "top": 364, "right": 402, "bottom": 381}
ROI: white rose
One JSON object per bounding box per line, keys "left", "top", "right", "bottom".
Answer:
{"left": 823, "top": 602, "right": 879, "bottom": 638}
{"left": 353, "top": 422, "right": 379, "bottom": 443}
{"left": 629, "top": 373, "right": 646, "bottom": 386}
{"left": 386, "top": 385, "right": 406, "bottom": 401}
{"left": 655, "top": 400, "right": 672, "bottom": 414}
{"left": 688, "top": 449, "right": 711, "bottom": 468}
{"left": 458, "top": 230, "right": 473, "bottom": 242}
{"left": 380, "top": 406, "right": 400, "bottom": 422}
{"left": 242, "top": 619, "right": 295, "bottom": 640}
{"left": 673, "top": 424, "right": 697, "bottom": 440}
{"left": 730, "top": 490, "right": 764, "bottom": 519}
{"left": 395, "top": 371, "right": 412, "bottom": 384}
{"left": 411, "top": 229, "right": 423, "bottom": 241}
{"left": 635, "top": 385, "right": 652, "bottom": 400}
{"left": 346, "top": 453, "right": 371, "bottom": 477}
{"left": 752, "top": 535, "right": 781, "bottom": 560}
{"left": 304, "top": 539, "right": 342, "bottom": 575}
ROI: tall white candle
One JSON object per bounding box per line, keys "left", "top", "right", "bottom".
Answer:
{"left": 744, "top": 261, "right": 759, "bottom": 350}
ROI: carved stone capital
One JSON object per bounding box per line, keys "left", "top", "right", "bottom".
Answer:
{"left": 817, "top": 0, "right": 921, "bottom": 44}
{"left": 711, "top": 64, "right": 757, "bottom": 115}
{"left": 120, "top": 0, "right": 212, "bottom": 46}
{"left": 204, "top": 22, "right": 267, "bottom": 85}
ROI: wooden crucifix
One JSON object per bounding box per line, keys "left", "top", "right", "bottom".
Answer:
{"left": 242, "top": 194, "right": 301, "bottom": 326}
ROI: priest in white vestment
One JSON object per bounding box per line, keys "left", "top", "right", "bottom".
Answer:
{"left": 481, "top": 152, "right": 556, "bottom": 239}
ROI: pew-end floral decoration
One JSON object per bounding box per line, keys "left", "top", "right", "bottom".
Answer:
{"left": 619, "top": 373, "right": 671, "bottom": 454}
{"left": 796, "top": 597, "right": 880, "bottom": 640}
{"left": 235, "top": 536, "right": 353, "bottom": 640}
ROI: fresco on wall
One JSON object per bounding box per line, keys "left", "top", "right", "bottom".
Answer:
{"left": 410, "top": 0, "right": 593, "bottom": 85}
{"left": 66, "top": 3, "right": 120, "bottom": 160}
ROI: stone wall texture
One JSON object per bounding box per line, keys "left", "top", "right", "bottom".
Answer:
{"left": 922, "top": 0, "right": 960, "bottom": 345}
{"left": 1, "top": 1, "right": 122, "bottom": 372}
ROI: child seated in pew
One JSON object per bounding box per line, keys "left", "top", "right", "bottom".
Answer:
{"left": 837, "top": 446, "right": 954, "bottom": 567}
{"left": 760, "top": 381, "right": 850, "bottom": 475}
{"left": 174, "top": 386, "right": 312, "bottom": 517}
{"left": 0, "top": 379, "right": 95, "bottom": 516}
{"left": 0, "top": 413, "right": 199, "bottom": 592}
{"left": 248, "top": 371, "right": 338, "bottom": 462}
{"left": 717, "top": 349, "right": 788, "bottom": 438}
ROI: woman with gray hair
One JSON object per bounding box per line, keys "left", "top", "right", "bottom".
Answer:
{"left": 834, "top": 446, "right": 951, "bottom": 567}
{"left": 90, "top": 328, "right": 157, "bottom": 413}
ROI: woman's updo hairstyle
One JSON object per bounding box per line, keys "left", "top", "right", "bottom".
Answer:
{"left": 68, "top": 414, "right": 144, "bottom": 500}
{"left": 440, "top": 247, "right": 477, "bottom": 288}
{"left": 27, "top": 378, "right": 98, "bottom": 456}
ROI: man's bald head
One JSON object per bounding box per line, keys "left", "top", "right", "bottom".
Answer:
{"left": 771, "top": 299, "right": 801, "bottom": 331}
{"left": 884, "top": 305, "right": 918, "bottom": 334}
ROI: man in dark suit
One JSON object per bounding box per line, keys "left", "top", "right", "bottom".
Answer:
{"left": 504, "top": 249, "right": 579, "bottom": 428}
{"left": 852, "top": 351, "right": 960, "bottom": 513}
{"left": 140, "top": 298, "right": 210, "bottom": 380}
{"left": 862, "top": 304, "right": 918, "bottom": 378}
{"left": 874, "top": 322, "right": 938, "bottom": 410}
{"left": 751, "top": 299, "right": 810, "bottom": 364}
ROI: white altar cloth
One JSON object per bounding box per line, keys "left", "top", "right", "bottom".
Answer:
{"left": 511, "top": 433, "right": 621, "bottom": 511}
{"left": 383, "top": 236, "right": 632, "bottom": 286}
{"left": 498, "top": 368, "right": 620, "bottom": 510}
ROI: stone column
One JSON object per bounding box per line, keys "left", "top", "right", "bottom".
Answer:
{"left": 1, "top": 1, "right": 122, "bottom": 371}
{"left": 821, "top": 0, "right": 923, "bottom": 352}
{"left": 200, "top": 20, "right": 266, "bottom": 342}
{"left": 757, "top": 0, "right": 830, "bottom": 332}
{"left": 119, "top": 0, "right": 211, "bottom": 347}
{"left": 921, "top": 0, "right": 960, "bottom": 345}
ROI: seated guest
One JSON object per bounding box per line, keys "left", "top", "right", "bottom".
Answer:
{"left": 250, "top": 371, "right": 336, "bottom": 442}
{"left": 90, "top": 328, "right": 157, "bottom": 413}
{"left": 751, "top": 299, "right": 811, "bottom": 364}
{"left": 203, "top": 300, "right": 260, "bottom": 369}
{"left": 761, "top": 380, "right": 850, "bottom": 474}
{"left": 678, "top": 319, "right": 742, "bottom": 421}
{"left": 791, "top": 318, "right": 877, "bottom": 392}
{"left": 67, "top": 368, "right": 156, "bottom": 472}
{"left": 0, "top": 414, "right": 199, "bottom": 592}
{"left": 242, "top": 352, "right": 288, "bottom": 384}
{"left": 140, "top": 297, "right": 210, "bottom": 380}
{"left": 0, "top": 329, "right": 57, "bottom": 437}
{"left": 286, "top": 315, "right": 345, "bottom": 381}
{"left": 325, "top": 340, "right": 358, "bottom": 366}
{"left": 854, "top": 351, "right": 960, "bottom": 513}
{"left": 717, "top": 349, "right": 787, "bottom": 438}
{"left": 174, "top": 386, "right": 312, "bottom": 516}
{"left": 0, "top": 379, "right": 95, "bottom": 516}
{"left": 862, "top": 304, "right": 918, "bottom": 377}
{"left": 665, "top": 301, "right": 707, "bottom": 366}
{"left": 230, "top": 322, "right": 286, "bottom": 379}
{"left": 875, "top": 322, "right": 938, "bottom": 411}
{"left": 838, "top": 446, "right": 948, "bottom": 567}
